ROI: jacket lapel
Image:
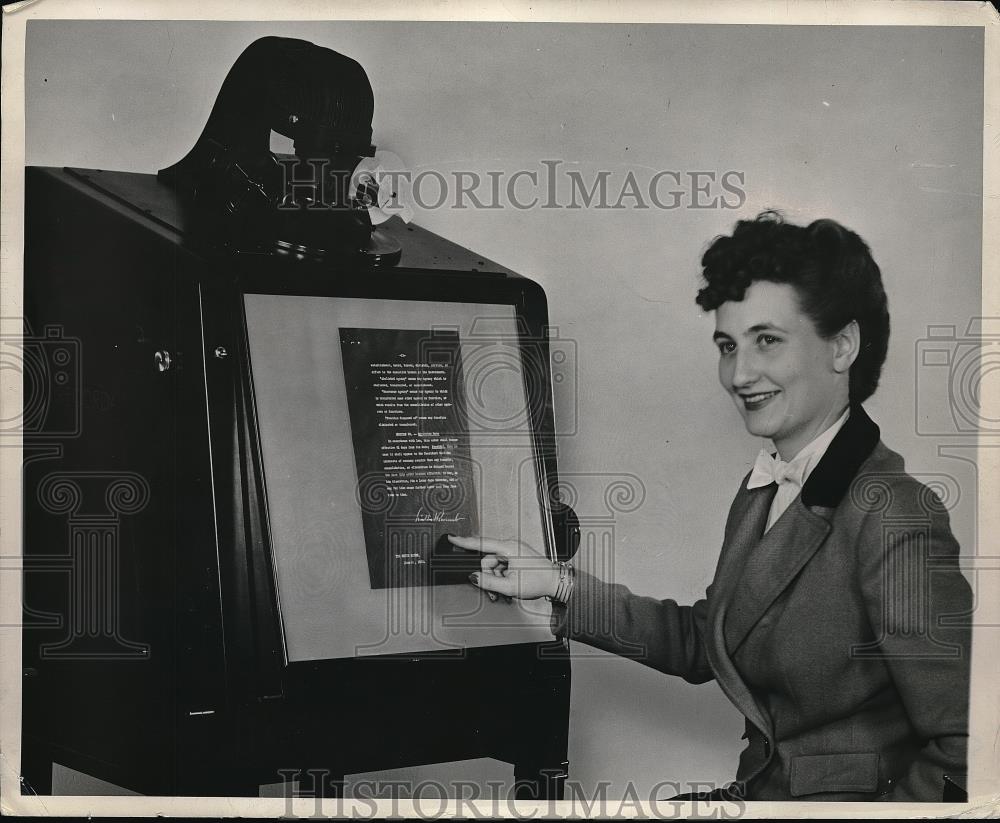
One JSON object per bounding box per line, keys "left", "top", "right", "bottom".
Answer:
{"left": 706, "top": 598, "right": 772, "bottom": 741}
{"left": 711, "top": 483, "right": 776, "bottom": 607}
{"left": 722, "top": 500, "right": 831, "bottom": 654}
{"left": 704, "top": 483, "right": 776, "bottom": 738}
{"left": 801, "top": 404, "right": 881, "bottom": 509}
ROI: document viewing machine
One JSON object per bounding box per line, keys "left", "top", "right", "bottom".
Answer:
{"left": 21, "top": 37, "right": 579, "bottom": 798}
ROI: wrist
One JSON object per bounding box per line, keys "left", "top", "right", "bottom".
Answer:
{"left": 547, "top": 560, "right": 575, "bottom": 605}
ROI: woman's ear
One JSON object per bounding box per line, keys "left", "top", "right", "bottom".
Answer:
{"left": 832, "top": 319, "right": 861, "bottom": 374}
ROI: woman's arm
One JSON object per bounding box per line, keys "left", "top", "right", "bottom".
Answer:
{"left": 449, "top": 534, "right": 715, "bottom": 684}
{"left": 552, "top": 569, "right": 715, "bottom": 684}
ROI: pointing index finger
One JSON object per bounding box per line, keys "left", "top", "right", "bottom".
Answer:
{"left": 447, "top": 534, "right": 511, "bottom": 560}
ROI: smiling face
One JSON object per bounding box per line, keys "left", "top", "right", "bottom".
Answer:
{"left": 713, "top": 280, "right": 856, "bottom": 460}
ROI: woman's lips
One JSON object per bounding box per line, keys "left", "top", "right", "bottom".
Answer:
{"left": 741, "top": 390, "right": 780, "bottom": 411}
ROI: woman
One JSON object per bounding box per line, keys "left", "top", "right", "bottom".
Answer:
{"left": 450, "top": 212, "right": 972, "bottom": 802}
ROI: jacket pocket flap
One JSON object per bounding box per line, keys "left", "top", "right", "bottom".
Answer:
{"left": 789, "top": 752, "right": 879, "bottom": 797}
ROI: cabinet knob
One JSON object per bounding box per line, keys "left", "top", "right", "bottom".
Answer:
{"left": 154, "top": 350, "right": 172, "bottom": 372}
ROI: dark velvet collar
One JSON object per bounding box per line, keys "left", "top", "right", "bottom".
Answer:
{"left": 800, "top": 404, "right": 881, "bottom": 508}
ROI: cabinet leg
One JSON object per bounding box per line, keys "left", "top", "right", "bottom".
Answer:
{"left": 19, "top": 742, "right": 53, "bottom": 796}
{"left": 513, "top": 761, "right": 568, "bottom": 800}
{"left": 292, "top": 769, "right": 345, "bottom": 798}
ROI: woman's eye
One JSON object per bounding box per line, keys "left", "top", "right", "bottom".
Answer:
{"left": 757, "top": 334, "right": 781, "bottom": 348}
{"left": 717, "top": 341, "right": 735, "bottom": 355}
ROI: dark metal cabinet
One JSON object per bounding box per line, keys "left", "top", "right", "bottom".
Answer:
{"left": 21, "top": 166, "right": 571, "bottom": 798}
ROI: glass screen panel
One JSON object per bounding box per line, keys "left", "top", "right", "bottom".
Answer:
{"left": 244, "top": 294, "right": 553, "bottom": 661}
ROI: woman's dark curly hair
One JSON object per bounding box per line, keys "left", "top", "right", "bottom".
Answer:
{"left": 696, "top": 211, "right": 890, "bottom": 405}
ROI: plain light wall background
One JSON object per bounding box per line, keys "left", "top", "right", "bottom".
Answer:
{"left": 25, "top": 20, "right": 984, "bottom": 798}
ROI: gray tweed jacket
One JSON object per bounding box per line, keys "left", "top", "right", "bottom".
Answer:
{"left": 553, "top": 406, "right": 971, "bottom": 801}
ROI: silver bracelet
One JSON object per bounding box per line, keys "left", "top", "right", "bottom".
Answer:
{"left": 547, "top": 560, "right": 575, "bottom": 605}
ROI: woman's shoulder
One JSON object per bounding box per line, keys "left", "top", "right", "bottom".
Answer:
{"left": 846, "top": 439, "right": 950, "bottom": 521}
{"left": 859, "top": 438, "right": 905, "bottom": 475}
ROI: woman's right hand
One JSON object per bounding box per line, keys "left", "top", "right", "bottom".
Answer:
{"left": 448, "top": 535, "right": 559, "bottom": 601}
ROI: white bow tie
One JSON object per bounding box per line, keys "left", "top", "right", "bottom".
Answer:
{"left": 746, "top": 449, "right": 810, "bottom": 490}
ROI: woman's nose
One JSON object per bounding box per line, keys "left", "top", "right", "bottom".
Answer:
{"left": 731, "top": 349, "right": 759, "bottom": 388}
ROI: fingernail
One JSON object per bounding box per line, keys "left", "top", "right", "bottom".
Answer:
{"left": 469, "top": 572, "right": 479, "bottom": 586}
